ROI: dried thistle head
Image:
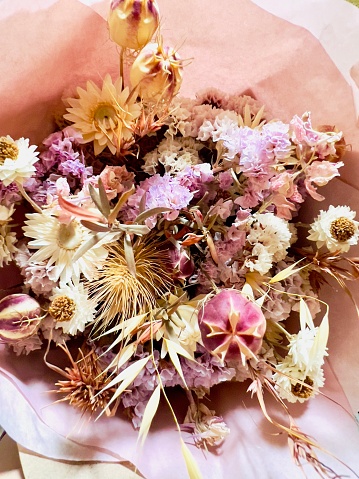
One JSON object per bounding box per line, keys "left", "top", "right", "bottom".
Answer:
{"left": 89, "top": 234, "right": 173, "bottom": 332}
{"left": 52, "top": 344, "right": 117, "bottom": 417}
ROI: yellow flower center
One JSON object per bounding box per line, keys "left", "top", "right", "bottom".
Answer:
{"left": 93, "top": 103, "right": 119, "bottom": 129}
{"left": 49, "top": 295, "right": 76, "bottom": 322}
{"left": 0, "top": 137, "right": 19, "bottom": 164}
{"left": 291, "top": 376, "right": 313, "bottom": 399}
{"left": 330, "top": 217, "right": 356, "bottom": 242}
{"left": 57, "top": 221, "right": 83, "bottom": 250}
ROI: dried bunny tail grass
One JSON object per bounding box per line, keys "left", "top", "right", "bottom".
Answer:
{"left": 248, "top": 365, "right": 358, "bottom": 479}
{"left": 48, "top": 343, "right": 118, "bottom": 418}
{"left": 89, "top": 235, "right": 173, "bottom": 332}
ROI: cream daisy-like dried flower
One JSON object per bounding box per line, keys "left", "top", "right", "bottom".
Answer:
{"left": 0, "top": 136, "right": 39, "bottom": 186}
{"left": 0, "top": 224, "right": 18, "bottom": 267}
{"left": 49, "top": 283, "right": 96, "bottom": 335}
{"left": 23, "top": 211, "right": 109, "bottom": 284}
{"left": 273, "top": 360, "right": 325, "bottom": 404}
{"left": 89, "top": 235, "right": 172, "bottom": 331}
{"left": 182, "top": 401, "right": 230, "bottom": 449}
{"left": 64, "top": 74, "right": 141, "bottom": 155}
{"left": 308, "top": 205, "right": 359, "bottom": 253}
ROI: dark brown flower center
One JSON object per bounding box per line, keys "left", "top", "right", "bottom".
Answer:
{"left": 291, "top": 376, "right": 314, "bottom": 399}
{"left": 330, "top": 217, "right": 356, "bottom": 242}
{"left": 0, "top": 137, "right": 19, "bottom": 164}
{"left": 49, "top": 296, "right": 76, "bottom": 322}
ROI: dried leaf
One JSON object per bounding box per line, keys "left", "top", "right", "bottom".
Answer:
{"left": 80, "top": 220, "right": 110, "bottom": 233}
{"left": 242, "top": 283, "right": 254, "bottom": 300}
{"left": 269, "top": 260, "right": 306, "bottom": 284}
{"left": 180, "top": 438, "right": 203, "bottom": 479}
{"left": 135, "top": 207, "right": 172, "bottom": 225}
{"left": 124, "top": 233, "right": 136, "bottom": 277}
{"left": 137, "top": 384, "right": 161, "bottom": 447}
{"left": 299, "top": 298, "right": 315, "bottom": 330}
{"left": 116, "top": 224, "right": 150, "bottom": 235}
{"left": 251, "top": 105, "right": 265, "bottom": 128}
{"left": 72, "top": 232, "right": 109, "bottom": 262}
{"left": 108, "top": 185, "right": 135, "bottom": 225}
{"left": 97, "top": 356, "right": 151, "bottom": 418}
{"left": 164, "top": 339, "right": 188, "bottom": 388}
{"left": 88, "top": 179, "right": 110, "bottom": 219}
{"left": 58, "top": 195, "right": 103, "bottom": 222}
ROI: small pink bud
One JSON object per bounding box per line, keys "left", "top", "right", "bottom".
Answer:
{"left": 130, "top": 42, "right": 183, "bottom": 101}
{"left": 108, "top": 0, "right": 160, "bottom": 50}
{"left": 168, "top": 247, "right": 195, "bottom": 280}
{"left": 0, "top": 294, "right": 42, "bottom": 343}
{"left": 198, "top": 289, "right": 266, "bottom": 363}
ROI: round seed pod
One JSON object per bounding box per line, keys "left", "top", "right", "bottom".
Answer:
{"left": 0, "top": 294, "right": 42, "bottom": 343}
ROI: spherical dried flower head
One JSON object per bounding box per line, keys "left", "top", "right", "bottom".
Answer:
{"left": 0, "top": 136, "right": 39, "bottom": 186}
{"left": 0, "top": 294, "right": 42, "bottom": 343}
{"left": 130, "top": 42, "right": 183, "bottom": 101}
{"left": 308, "top": 205, "right": 359, "bottom": 253}
{"left": 198, "top": 289, "right": 266, "bottom": 363}
{"left": 108, "top": 0, "right": 159, "bottom": 50}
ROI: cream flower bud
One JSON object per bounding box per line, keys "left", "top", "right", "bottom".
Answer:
{"left": 130, "top": 42, "right": 183, "bottom": 101}
{"left": 0, "top": 294, "right": 42, "bottom": 343}
{"left": 108, "top": 0, "right": 159, "bottom": 50}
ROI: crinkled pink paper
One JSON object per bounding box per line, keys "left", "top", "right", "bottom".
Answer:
{"left": 0, "top": 1, "right": 359, "bottom": 478}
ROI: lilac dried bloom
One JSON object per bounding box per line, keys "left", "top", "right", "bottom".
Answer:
{"left": 176, "top": 163, "right": 214, "bottom": 198}
{"left": 15, "top": 244, "right": 58, "bottom": 296}
{"left": 0, "top": 182, "right": 21, "bottom": 206}
{"left": 128, "top": 174, "right": 193, "bottom": 227}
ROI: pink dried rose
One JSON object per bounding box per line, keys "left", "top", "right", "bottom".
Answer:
{"left": 198, "top": 289, "right": 266, "bottom": 363}
{"left": 0, "top": 294, "right": 42, "bottom": 343}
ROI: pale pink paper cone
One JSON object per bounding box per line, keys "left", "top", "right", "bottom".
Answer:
{"left": 0, "top": 1, "right": 359, "bottom": 478}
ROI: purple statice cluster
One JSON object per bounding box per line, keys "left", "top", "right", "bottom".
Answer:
{"left": 29, "top": 126, "right": 93, "bottom": 205}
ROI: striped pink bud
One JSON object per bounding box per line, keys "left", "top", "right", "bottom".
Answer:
{"left": 130, "top": 42, "right": 183, "bottom": 101}
{"left": 108, "top": 0, "right": 160, "bottom": 50}
{"left": 0, "top": 294, "right": 42, "bottom": 343}
{"left": 198, "top": 289, "right": 266, "bottom": 363}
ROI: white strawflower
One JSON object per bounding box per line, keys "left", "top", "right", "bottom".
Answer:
{"left": 288, "top": 327, "right": 327, "bottom": 369}
{"left": 49, "top": 283, "right": 96, "bottom": 335}
{"left": 0, "top": 136, "right": 39, "bottom": 186}
{"left": 0, "top": 225, "right": 18, "bottom": 267}
{"left": 0, "top": 204, "right": 15, "bottom": 224}
{"left": 23, "top": 211, "right": 109, "bottom": 284}
{"left": 308, "top": 205, "right": 359, "bottom": 253}
{"left": 273, "top": 360, "right": 324, "bottom": 404}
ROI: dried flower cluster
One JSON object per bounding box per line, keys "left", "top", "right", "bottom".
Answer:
{"left": 0, "top": 1, "right": 357, "bottom": 478}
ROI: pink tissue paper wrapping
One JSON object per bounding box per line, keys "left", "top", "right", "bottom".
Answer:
{"left": 0, "top": 0, "right": 358, "bottom": 477}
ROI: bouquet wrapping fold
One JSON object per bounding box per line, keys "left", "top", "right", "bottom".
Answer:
{"left": 0, "top": 1, "right": 358, "bottom": 478}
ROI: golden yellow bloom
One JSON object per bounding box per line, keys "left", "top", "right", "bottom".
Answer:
{"left": 108, "top": 0, "right": 159, "bottom": 50}
{"left": 130, "top": 42, "right": 183, "bottom": 102}
{"left": 64, "top": 74, "right": 141, "bottom": 155}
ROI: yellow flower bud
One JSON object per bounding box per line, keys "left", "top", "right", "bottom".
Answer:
{"left": 108, "top": 0, "right": 160, "bottom": 50}
{"left": 130, "top": 42, "right": 183, "bottom": 101}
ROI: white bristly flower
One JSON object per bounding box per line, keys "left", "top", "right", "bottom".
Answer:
{"left": 308, "top": 205, "right": 359, "bottom": 253}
